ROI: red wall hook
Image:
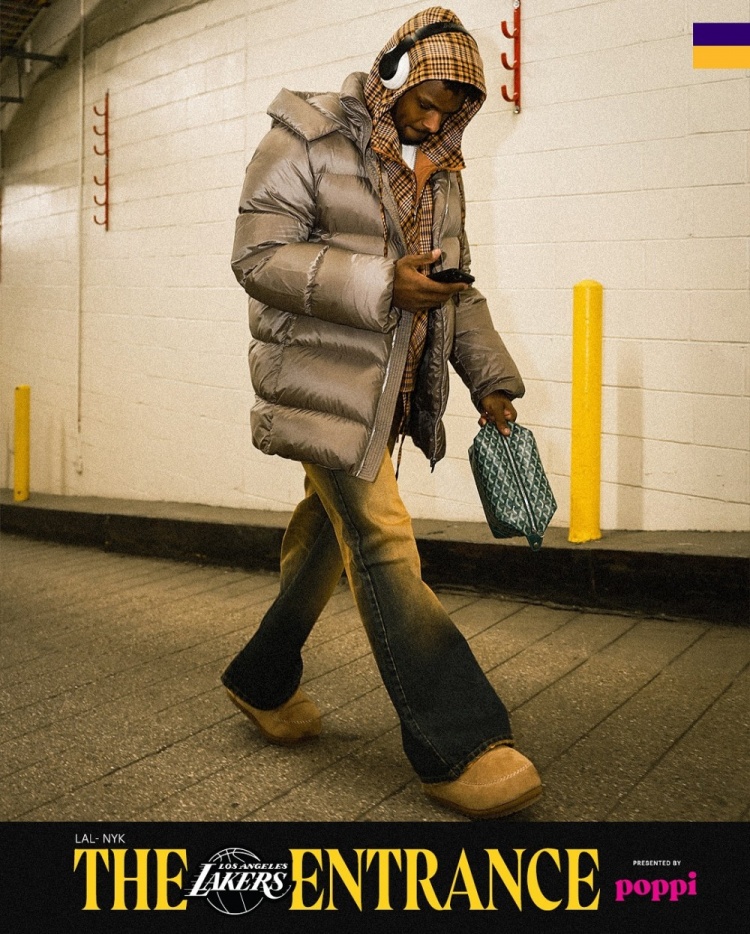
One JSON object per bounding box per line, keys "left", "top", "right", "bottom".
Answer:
{"left": 93, "top": 91, "right": 110, "bottom": 229}
{"left": 501, "top": 0, "right": 521, "bottom": 113}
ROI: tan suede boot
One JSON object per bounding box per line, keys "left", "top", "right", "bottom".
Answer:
{"left": 226, "top": 687, "right": 322, "bottom": 745}
{"left": 423, "top": 745, "right": 542, "bottom": 819}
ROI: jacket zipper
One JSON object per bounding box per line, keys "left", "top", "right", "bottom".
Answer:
{"left": 429, "top": 178, "right": 453, "bottom": 471}
{"left": 355, "top": 316, "right": 411, "bottom": 479}
{"left": 355, "top": 153, "right": 410, "bottom": 479}
{"left": 356, "top": 329, "right": 397, "bottom": 477}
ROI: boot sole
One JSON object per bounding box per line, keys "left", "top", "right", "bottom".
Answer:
{"left": 424, "top": 782, "right": 543, "bottom": 820}
{"left": 226, "top": 689, "right": 320, "bottom": 747}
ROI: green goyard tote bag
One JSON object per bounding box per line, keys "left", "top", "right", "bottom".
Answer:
{"left": 468, "top": 421, "right": 557, "bottom": 551}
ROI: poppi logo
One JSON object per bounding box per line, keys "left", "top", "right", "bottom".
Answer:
{"left": 615, "top": 871, "right": 697, "bottom": 904}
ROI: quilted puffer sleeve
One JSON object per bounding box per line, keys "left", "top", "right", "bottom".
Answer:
{"left": 450, "top": 232, "right": 525, "bottom": 406}
{"left": 231, "top": 125, "right": 399, "bottom": 333}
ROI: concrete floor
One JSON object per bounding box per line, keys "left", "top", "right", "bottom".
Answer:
{"left": 1, "top": 533, "right": 749, "bottom": 823}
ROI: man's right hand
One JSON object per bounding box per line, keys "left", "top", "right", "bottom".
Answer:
{"left": 392, "top": 249, "right": 470, "bottom": 312}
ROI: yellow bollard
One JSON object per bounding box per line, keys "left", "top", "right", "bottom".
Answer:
{"left": 14, "top": 385, "right": 30, "bottom": 502}
{"left": 569, "top": 281, "right": 602, "bottom": 542}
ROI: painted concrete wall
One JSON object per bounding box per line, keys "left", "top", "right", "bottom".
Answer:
{"left": 1, "top": 0, "right": 748, "bottom": 529}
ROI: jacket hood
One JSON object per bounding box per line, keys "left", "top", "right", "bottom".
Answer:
{"left": 363, "top": 6, "right": 485, "bottom": 170}
{"left": 266, "top": 87, "right": 351, "bottom": 141}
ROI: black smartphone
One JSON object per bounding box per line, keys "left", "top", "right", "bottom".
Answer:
{"left": 428, "top": 267, "right": 475, "bottom": 285}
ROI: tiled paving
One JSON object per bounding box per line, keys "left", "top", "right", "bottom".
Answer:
{"left": 1, "top": 533, "right": 748, "bottom": 823}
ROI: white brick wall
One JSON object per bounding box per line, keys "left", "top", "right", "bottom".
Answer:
{"left": 1, "top": 0, "right": 748, "bottom": 530}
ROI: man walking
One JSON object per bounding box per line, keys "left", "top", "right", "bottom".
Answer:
{"left": 223, "top": 6, "right": 542, "bottom": 819}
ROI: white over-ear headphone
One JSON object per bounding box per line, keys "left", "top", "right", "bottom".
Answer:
{"left": 378, "top": 21, "right": 471, "bottom": 91}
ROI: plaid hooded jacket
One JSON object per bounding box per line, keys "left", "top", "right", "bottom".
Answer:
{"left": 231, "top": 7, "right": 524, "bottom": 481}
{"left": 364, "top": 7, "right": 488, "bottom": 425}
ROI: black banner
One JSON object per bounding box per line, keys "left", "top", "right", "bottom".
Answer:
{"left": 3, "top": 821, "right": 747, "bottom": 932}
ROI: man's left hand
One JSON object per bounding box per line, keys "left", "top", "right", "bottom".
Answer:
{"left": 479, "top": 392, "right": 517, "bottom": 436}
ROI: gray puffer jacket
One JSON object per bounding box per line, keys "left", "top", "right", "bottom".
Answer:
{"left": 231, "top": 72, "right": 524, "bottom": 481}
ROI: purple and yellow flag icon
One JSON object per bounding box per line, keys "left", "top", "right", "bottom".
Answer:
{"left": 693, "top": 22, "right": 750, "bottom": 68}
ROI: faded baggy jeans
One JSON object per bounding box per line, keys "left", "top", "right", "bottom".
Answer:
{"left": 221, "top": 449, "right": 513, "bottom": 783}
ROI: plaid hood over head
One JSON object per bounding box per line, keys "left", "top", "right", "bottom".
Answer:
{"left": 364, "top": 6, "right": 486, "bottom": 171}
